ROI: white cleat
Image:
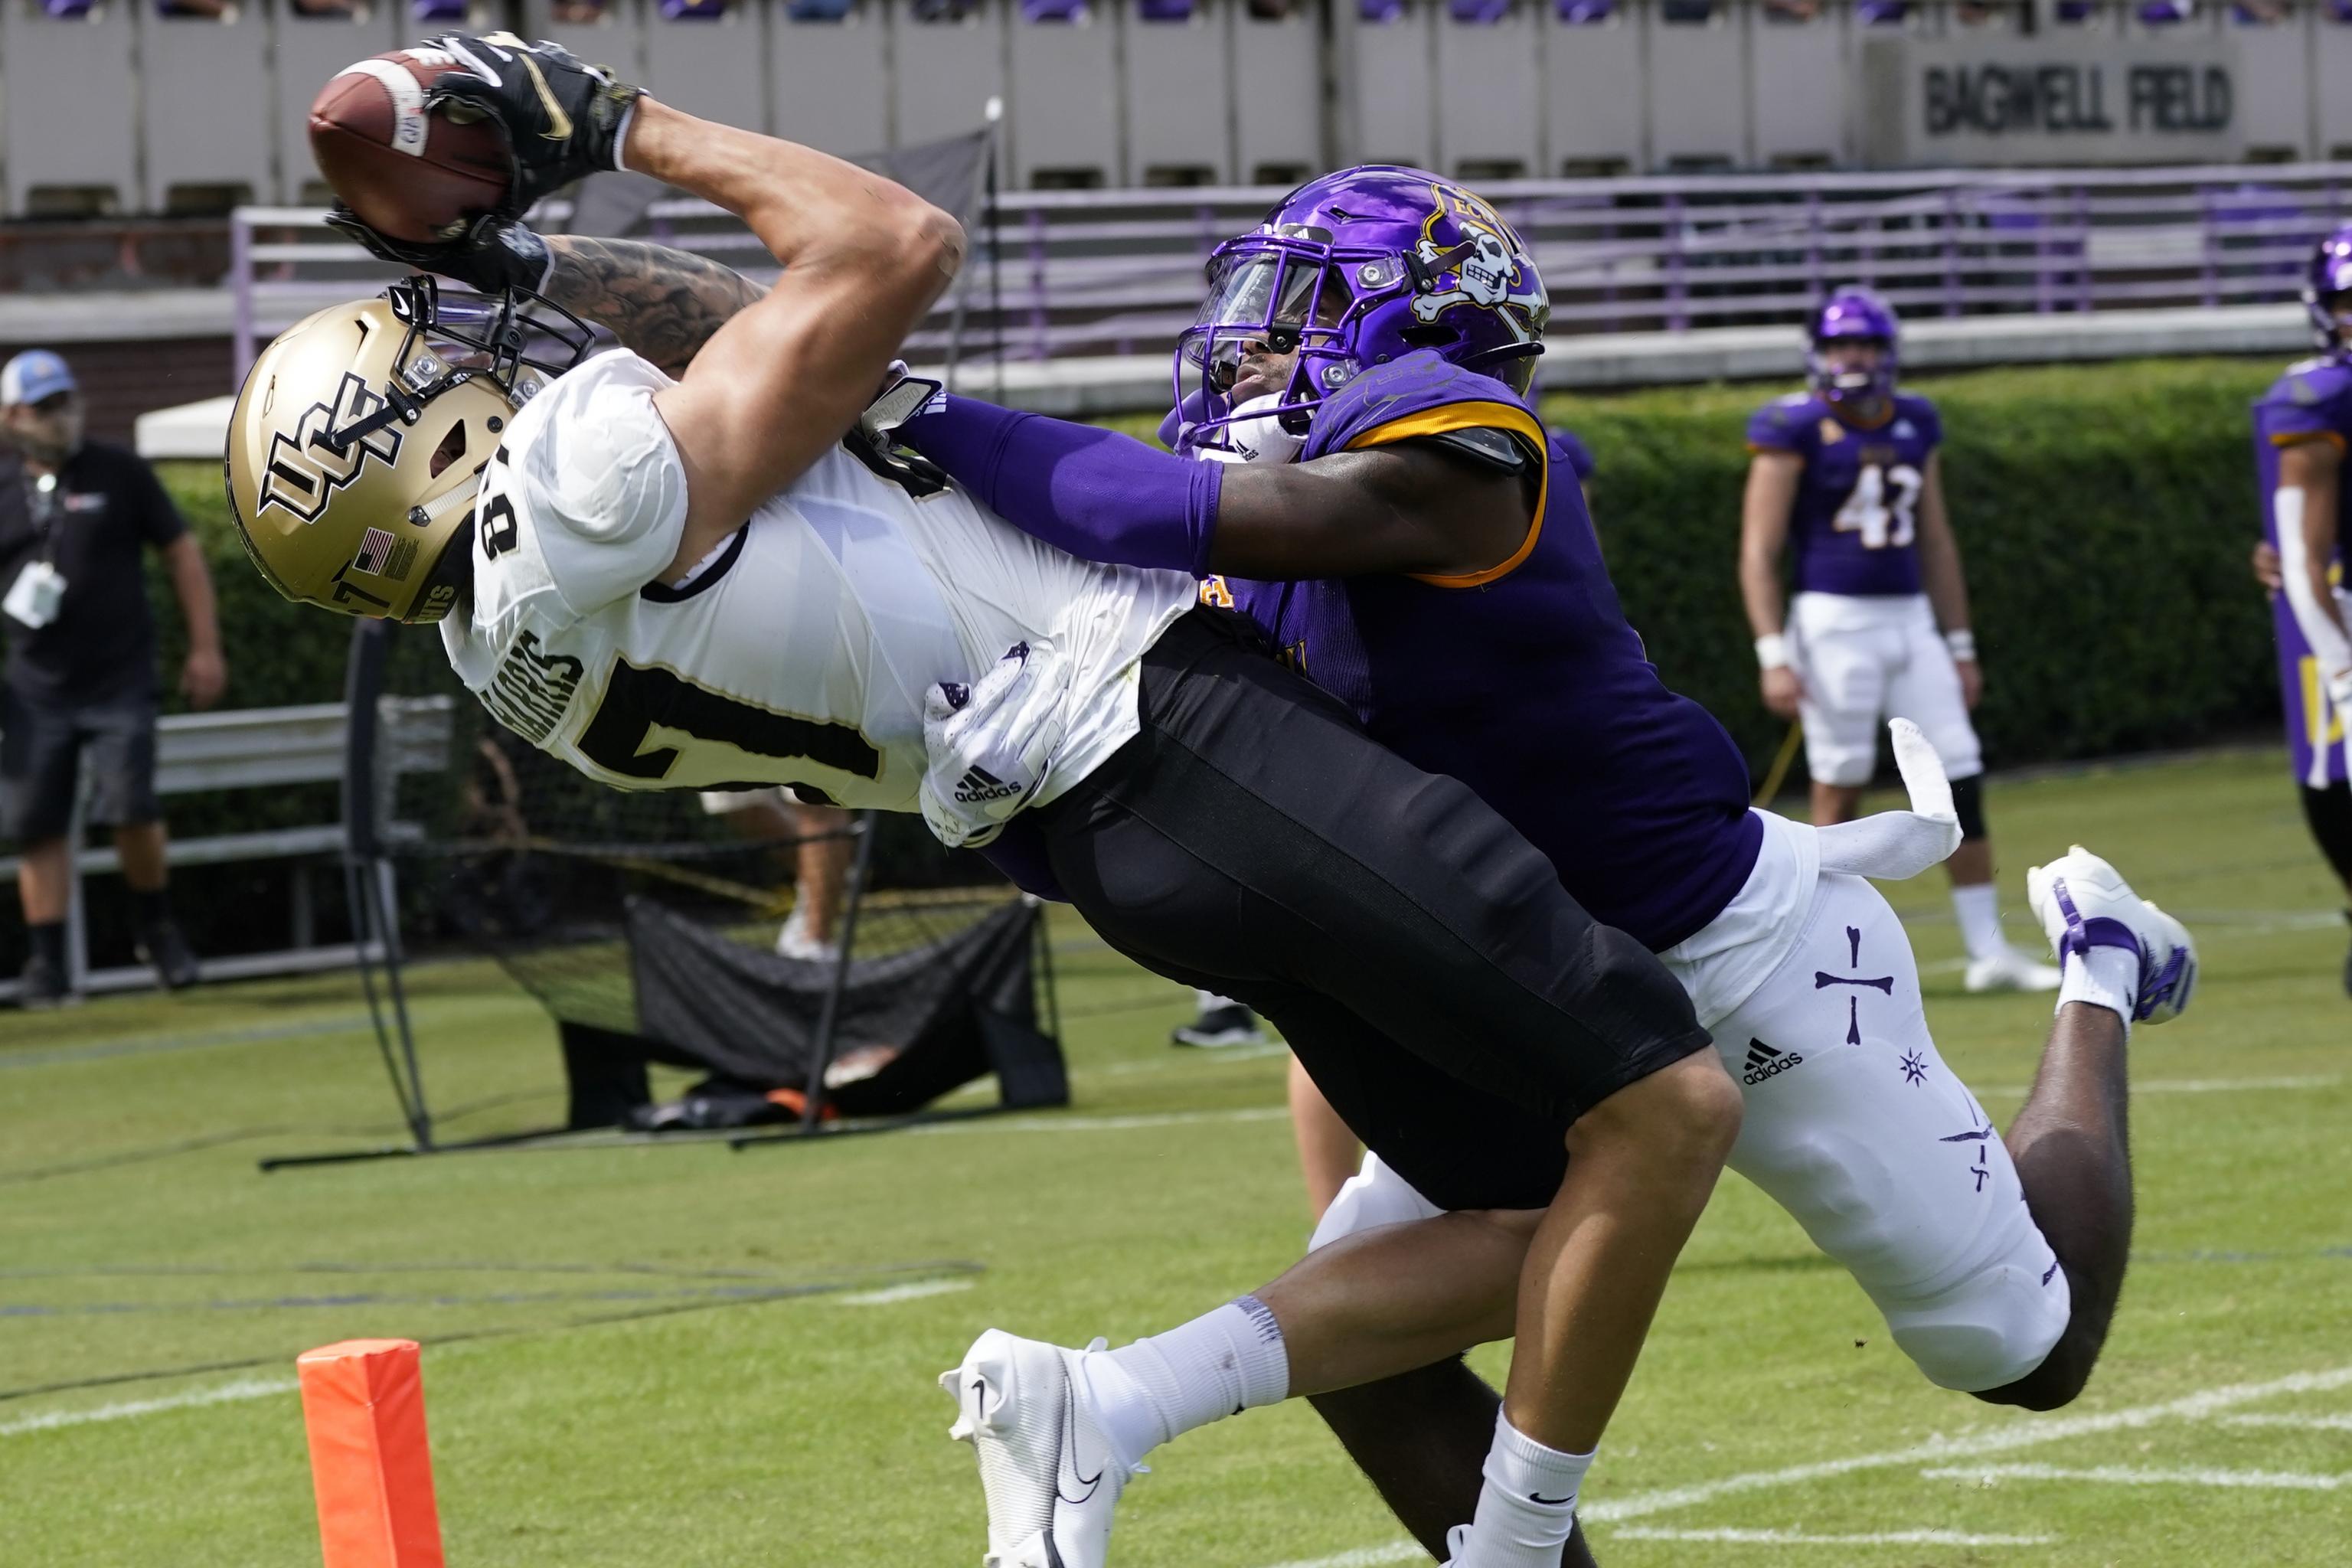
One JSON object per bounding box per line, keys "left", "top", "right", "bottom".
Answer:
{"left": 1962, "top": 943, "right": 2064, "bottom": 994}
{"left": 2026, "top": 845, "right": 2198, "bottom": 1024}
{"left": 942, "top": 1328, "right": 1131, "bottom": 1568}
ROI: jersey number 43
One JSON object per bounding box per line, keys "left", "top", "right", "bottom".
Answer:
{"left": 1834, "top": 462, "right": 1922, "bottom": 550}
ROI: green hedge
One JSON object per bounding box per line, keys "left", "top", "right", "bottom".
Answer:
{"left": 1544, "top": 357, "right": 2280, "bottom": 778}
{"left": 98, "top": 356, "right": 2279, "bottom": 962}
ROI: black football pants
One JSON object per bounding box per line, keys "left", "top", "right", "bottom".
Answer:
{"left": 1029, "top": 609, "right": 1711, "bottom": 1212}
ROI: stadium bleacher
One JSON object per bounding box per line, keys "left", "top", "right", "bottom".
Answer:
{"left": 2, "top": 0, "right": 2351, "bottom": 217}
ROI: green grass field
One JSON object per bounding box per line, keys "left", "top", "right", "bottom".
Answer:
{"left": 3, "top": 748, "right": 2347, "bottom": 1568}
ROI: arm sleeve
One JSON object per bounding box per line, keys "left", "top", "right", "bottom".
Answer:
{"left": 520, "top": 354, "right": 691, "bottom": 615}
{"left": 1746, "top": 400, "right": 1808, "bottom": 453}
{"left": 1553, "top": 428, "right": 1596, "bottom": 482}
{"left": 896, "top": 396, "right": 1223, "bottom": 576}
{"left": 127, "top": 455, "right": 188, "bottom": 549}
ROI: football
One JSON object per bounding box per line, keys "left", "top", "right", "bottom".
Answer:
{"left": 308, "top": 51, "right": 513, "bottom": 244}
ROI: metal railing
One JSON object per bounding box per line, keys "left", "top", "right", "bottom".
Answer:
{"left": 231, "top": 160, "right": 2352, "bottom": 373}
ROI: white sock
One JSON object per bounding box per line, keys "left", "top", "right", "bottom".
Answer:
{"left": 1455, "top": 1412, "right": 1596, "bottom": 1568}
{"left": 1076, "top": 1297, "right": 1289, "bottom": 1472}
{"left": 1952, "top": 881, "right": 2005, "bottom": 962}
{"left": 2058, "top": 942, "right": 2140, "bottom": 1037}
{"left": 1194, "top": 990, "right": 1235, "bottom": 1011}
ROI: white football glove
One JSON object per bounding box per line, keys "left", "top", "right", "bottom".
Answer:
{"left": 919, "top": 640, "right": 1072, "bottom": 850}
{"left": 1814, "top": 718, "right": 1964, "bottom": 881}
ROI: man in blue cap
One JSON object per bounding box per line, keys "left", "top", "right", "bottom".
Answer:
{"left": 1, "top": 348, "right": 225, "bottom": 1007}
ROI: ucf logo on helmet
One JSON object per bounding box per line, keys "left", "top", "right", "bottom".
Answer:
{"left": 259, "top": 372, "right": 404, "bottom": 523}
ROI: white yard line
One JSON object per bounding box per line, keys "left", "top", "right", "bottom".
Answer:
{"left": 831, "top": 1279, "right": 975, "bottom": 1307}
{"left": 1922, "top": 1462, "right": 2347, "bottom": 1491}
{"left": 1974, "top": 1073, "right": 2341, "bottom": 1099}
{"left": 1576, "top": 1364, "right": 2352, "bottom": 1523}
{"left": 0, "top": 1377, "right": 294, "bottom": 1439}
{"left": 2221, "top": 1413, "right": 2352, "bottom": 1431}
{"left": 1250, "top": 1365, "right": 2352, "bottom": 1568}
{"left": 1610, "top": 1527, "right": 2055, "bottom": 1547}
{"left": 1254, "top": 1547, "right": 1423, "bottom": 1568}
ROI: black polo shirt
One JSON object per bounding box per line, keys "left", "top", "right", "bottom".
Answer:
{"left": 0, "top": 442, "right": 187, "bottom": 702}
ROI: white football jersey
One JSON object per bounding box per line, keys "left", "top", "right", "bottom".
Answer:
{"left": 440, "top": 350, "right": 1194, "bottom": 812}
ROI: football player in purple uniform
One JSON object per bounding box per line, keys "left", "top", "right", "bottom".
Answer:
{"left": 2250, "top": 225, "right": 2352, "bottom": 995}
{"left": 893, "top": 167, "right": 2195, "bottom": 1568}
{"left": 1739, "top": 289, "right": 2061, "bottom": 995}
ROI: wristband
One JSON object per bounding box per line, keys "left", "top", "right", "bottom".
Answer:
{"left": 1945, "top": 629, "right": 1977, "bottom": 663}
{"left": 1754, "top": 633, "right": 1791, "bottom": 671}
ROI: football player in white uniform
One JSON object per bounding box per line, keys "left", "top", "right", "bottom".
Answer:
{"left": 229, "top": 35, "right": 1753, "bottom": 1568}
{"left": 1741, "top": 289, "right": 2060, "bottom": 995}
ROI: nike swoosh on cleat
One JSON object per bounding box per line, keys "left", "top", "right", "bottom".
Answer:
{"left": 1055, "top": 1377, "right": 1104, "bottom": 1504}
{"left": 1530, "top": 1492, "right": 1575, "bottom": 1506}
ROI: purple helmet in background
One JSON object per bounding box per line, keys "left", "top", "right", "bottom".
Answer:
{"left": 2301, "top": 223, "right": 2352, "bottom": 357}
{"left": 1169, "top": 165, "right": 1549, "bottom": 459}
{"left": 1806, "top": 286, "right": 1900, "bottom": 409}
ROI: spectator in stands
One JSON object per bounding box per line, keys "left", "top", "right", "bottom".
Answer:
{"left": 0, "top": 350, "right": 222, "bottom": 1008}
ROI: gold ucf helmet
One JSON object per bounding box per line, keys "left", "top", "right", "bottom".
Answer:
{"left": 226, "top": 276, "right": 592, "bottom": 623}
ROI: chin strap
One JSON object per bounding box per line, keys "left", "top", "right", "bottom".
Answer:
{"left": 1813, "top": 719, "right": 1963, "bottom": 881}
{"left": 407, "top": 470, "right": 482, "bottom": 531}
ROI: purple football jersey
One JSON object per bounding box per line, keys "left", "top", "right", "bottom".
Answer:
{"left": 1747, "top": 390, "right": 1944, "bottom": 597}
{"left": 2251, "top": 356, "right": 2352, "bottom": 787}
{"left": 1220, "top": 353, "right": 1760, "bottom": 952}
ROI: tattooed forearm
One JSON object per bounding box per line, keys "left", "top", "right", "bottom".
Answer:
{"left": 541, "top": 236, "right": 766, "bottom": 377}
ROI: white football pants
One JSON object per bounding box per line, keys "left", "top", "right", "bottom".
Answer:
{"left": 1311, "top": 830, "right": 2069, "bottom": 1394}
{"left": 1788, "top": 591, "right": 1983, "bottom": 789}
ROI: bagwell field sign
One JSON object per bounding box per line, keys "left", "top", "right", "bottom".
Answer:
{"left": 1859, "top": 36, "right": 2243, "bottom": 166}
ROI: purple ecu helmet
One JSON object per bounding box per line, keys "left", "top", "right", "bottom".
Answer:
{"left": 2302, "top": 221, "right": 2352, "bottom": 357}
{"left": 1168, "top": 165, "right": 1549, "bottom": 459}
{"left": 1805, "top": 285, "right": 1900, "bottom": 410}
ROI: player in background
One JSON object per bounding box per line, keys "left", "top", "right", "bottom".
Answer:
{"left": 893, "top": 167, "right": 2196, "bottom": 1566}
{"left": 1172, "top": 990, "right": 1269, "bottom": 1048}
{"left": 699, "top": 788, "right": 854, "bottom": 962}
{"left": 1740, "top": 288, "right": 2060, "bottom": 995}
{"left": 234, "top": 42, "right": 1746, "bottom": 1568}
{"left": 2249, "top": 224, "right": 2352, "bottom": 998}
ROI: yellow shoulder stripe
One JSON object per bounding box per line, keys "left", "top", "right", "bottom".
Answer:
{"left": 2270, "top": 430, "right": 2347, "bottom": 451}
{"left": 1344, "top": 399, "right": 1549, "bottom": 589}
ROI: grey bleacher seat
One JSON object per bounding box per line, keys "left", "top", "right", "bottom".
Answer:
{"left": 518, "top": 0, "right": 648, "bottom": 96}
{"left": 1008, "top": 0, "right": 1120, "bottom": 185}
{"left": 1544, "top": 0, "right": 1642, "bottom": 175}
{"left": 2230, "top": 2, "right": 2311, "bottom": 162}
{"left": 2, "top": 0, "right": 140, "bottom": 217}
{"left": 893, "top": 0, "right": 1006, "bottom": 170}
{"left": 1348, "top": 0, "right": 1436, "bottom": 168}
{"left": 1750, "top": 0, "right": 1846, "bottom": 168}
{"left": 1435, "top": 0, "right": 1539, "bottom": 179}
{"left": 642, "top": 0, "right": 771, "bottom": 135}
{"left": 1647, "top": 0, "right": 1746, "bottom": 168}
{"left": 2322, "top": 5, "right": 2352, "bottom": 158}
{"left": 1121, "top": 0, "right": 1232, "bottom": 185}
{"left": 771, "top": 0, "right": 889, "bottom": 160}
{"left": 270, "top": 4, "right": 403, "bottom": 207}
{"left": 138, "top": 2, "right": 276, "bottom": 212}
{"left": 1232, "top": 0, "right": 1318, "bottom": 184}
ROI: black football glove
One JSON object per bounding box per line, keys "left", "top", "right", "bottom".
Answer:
{"left": 420, "top": 32, "right": 643, "bottom": 214}
{"left": 325, "top": 204, "right": 555, "bottom": 299}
